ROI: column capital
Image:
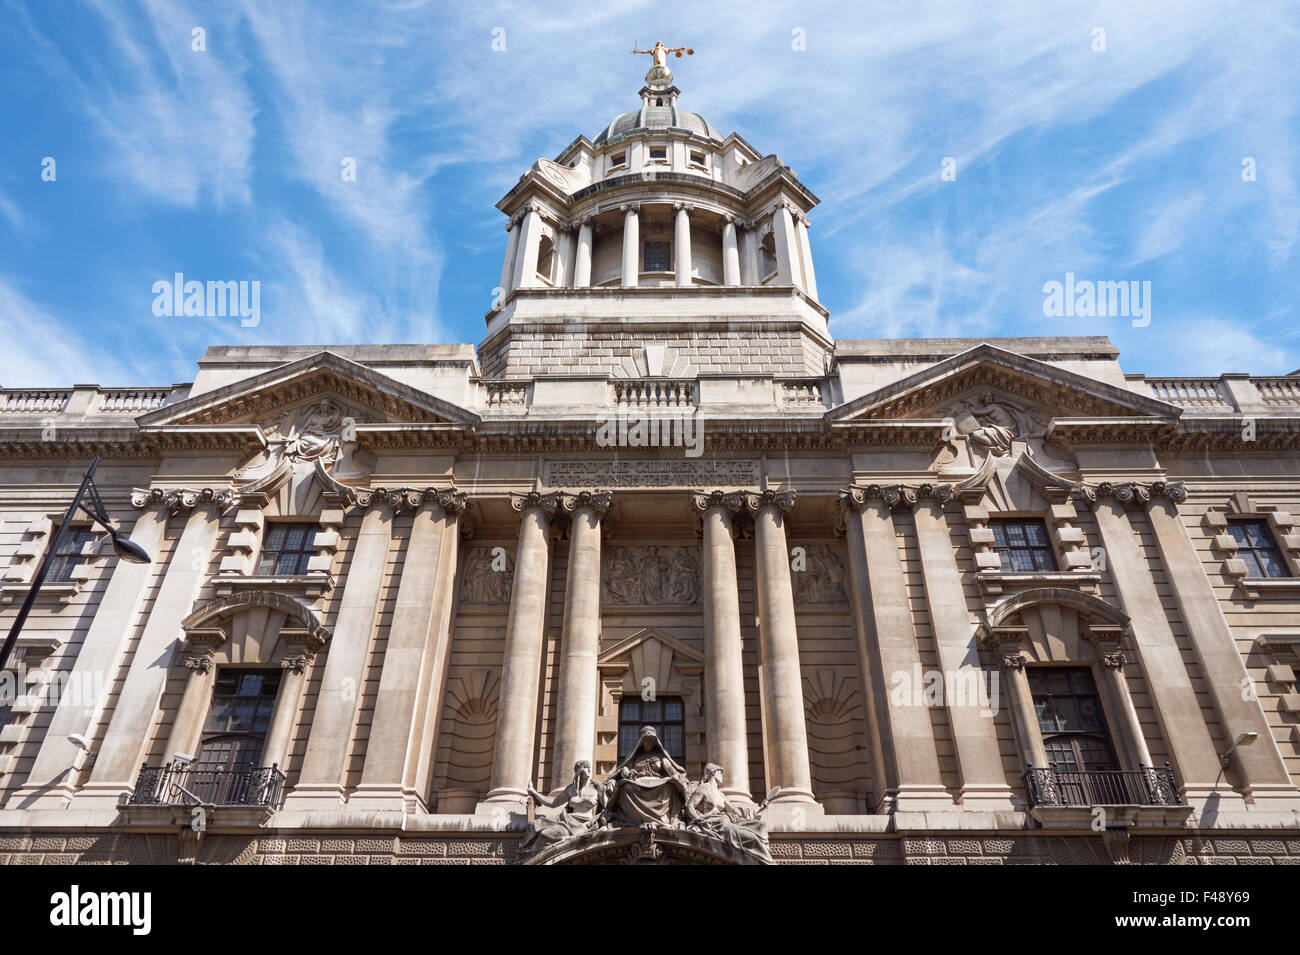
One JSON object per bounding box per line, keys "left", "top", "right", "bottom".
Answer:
{"left": 691, "top": 489, "right": 745, "bottom": 514}
{"left": 744, "top": 488, "right": 796, "bottom": 513}
{"left": 619, "top": 202, "right": 641, "bottom": 215}
{"left": 578, "top": 213, "right": 595, "bottom": 227}
{"left": 980, "top": 624, "right": 1031, "bottom": 668}
{"left": 673, "top": 201, "right": 695, "bottom": 215}
{"left": 281, "top": 652, "right": 315, "bottom": 675}
{"left": 510, "top": 490, "right": 562, "bottom": 516}
{"left": 1084, "top": 623, "right": 1130, "bottom": 664}
{"left": 841, "top": 482, "right": 937, "bottom": 512}
{"left": 1076, "top": 479, "right": 1187, "bottom": 509}
{"left": 131, "top": 486, "right": 234, "bottom": 515}
{"left": 183, "top": 651, "right": 215, "bottom": 675}
{"left": 560, "top": 489, "right": 613, "bottom": 515}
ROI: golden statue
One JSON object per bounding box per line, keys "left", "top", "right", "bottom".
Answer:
{"left": 632, "top": 41, "right": 694, "bottom": 71}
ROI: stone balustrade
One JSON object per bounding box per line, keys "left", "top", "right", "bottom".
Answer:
{"left": 1127, "top": 374, "right": 1300, "bottom": 412}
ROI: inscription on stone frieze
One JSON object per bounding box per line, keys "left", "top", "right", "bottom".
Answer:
{"left": 547, "top": 459, "right": 759, "bottom": 488}
{"left": 459, "top": 545, "right": 515, "bottom": 605}
{"left": 603, "top": 546, "right": 701, "bottom": 606}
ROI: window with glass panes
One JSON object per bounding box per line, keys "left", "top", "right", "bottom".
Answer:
{"left": 1028, "top": 667, "right": 1118, "bottom": 772}
{"left": 643, "top": 241, "right": 671, "bottom": 272}
{"left": 255, "top": 523, "right": 317, "bottom": 576}
{"left": 1227, "top": 519, "right": 1290, "bottom": 578}
{"left": 990, "top": 518, "right": 1057, "bottom": 572}
{"left": 47, "top": 527, "right": 94, "bottom": 583}
{"left": 618, "top": 696, "right": 685, "bottom": 763}
{"left": 196, "top": 669, "right": 282, "bottom": 773}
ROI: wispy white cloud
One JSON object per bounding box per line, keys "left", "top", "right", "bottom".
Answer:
{"left": 0, "top": 278, "right": 131, "bottom": 387}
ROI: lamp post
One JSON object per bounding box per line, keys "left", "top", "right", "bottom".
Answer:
{"left": 0, "top": 456, "right": 152, "bottom": 674}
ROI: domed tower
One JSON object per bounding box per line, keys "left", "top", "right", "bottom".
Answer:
{"left": 482, "top": 47, "right": 829, "bottom": 380}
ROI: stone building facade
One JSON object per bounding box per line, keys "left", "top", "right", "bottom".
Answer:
{"left": 2, "top": 56, "right": 1300, "bottom": 864}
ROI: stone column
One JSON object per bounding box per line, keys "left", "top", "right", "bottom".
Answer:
{"left": 262, "top": 650, "right": 315, "bottom": 772}
{"left": 550, "top": 491, "right": 612, "bottom": 786}
{"left": 574, "top": 216, "right": 593, "bottom": 288}
{"left": 161, "top": 649, "right": 218, "bottom": 762}
{"left": 840, "top": 501, "right": 893, "bottom": 809}
{"left": 354, "top": 488, "right": 467, "bottom": 812}
{"left": 79, "top": 493, "right": 224, "bottom": 806}
{"left": 510, "top": 202, "right": 544, "bottom": 291}
{"left": 1086, "top": 488, "right": 1224, "bottom": 804}
{"left": 483, "top": 491, "right": 559, "bottom": 806}
{"left": 841, "top": 485, "right": 952, "bottom": 811}
{"left": 17, "top": 502, "right": 169, "bottom": 808}
{"left": 772, "top": 201, "right": 802, "bottom": 287}
{"left": 1084, "top": 626, "right": 1154, "bottom": 768}
{"left": 745, "top": 489, "right": 817, "bottom": 810}
{"left": 284, "top": 498, "right": 392, "bottom": 808}
{"left": 692, "top": 491, "right": 750, "bottom": 802}
{"left": 620, "top": 203, "right": 640, "bottom": 287}
{"left": 1139, "top": 482, "right": 1296, "bottom": 803}
{"left": 673, "top": 202, "right": 693, "bottom": 287}
{"left": 793, "top": 211, "right": 819, "bottom": 300}
{"left": 721, "top": 216, "right": 741, "bottom": 287}
{"left": 912, "top": 487, "right": 1013, "bottom": 809}
{"left": 982, "top": 629, "right": 1048, "bottom": 768}
{"left": 498, "top": 215, "right": 520, "bottom": 297}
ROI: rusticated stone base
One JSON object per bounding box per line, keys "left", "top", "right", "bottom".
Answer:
{"left": 4, "top": 831, "right": 1300, "bottom": 865}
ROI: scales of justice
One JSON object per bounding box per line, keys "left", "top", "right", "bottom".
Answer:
{"left": 632, "top": 40, "right": 694, "bottom": 87}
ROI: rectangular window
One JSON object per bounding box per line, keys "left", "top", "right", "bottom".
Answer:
{"left": 1228, "top": 519, "right": 1289, "bottom": 577}
{"left": 648, "top": 145, "right": 668, "bottom": 162}
{"left": 643, "top": 241, "right": 671, "bottom": 272}
{"left": 618, "top": 696, "right": 685, "bottom": 763}
{"left": 610, "top": 152, "right": 626, "bottom": 167}
{"left": 47, "top": 527, "right": 94, "bottom": 584}
{"left": 255, "top": 522, "right": 318, "bottom": 576}
{"left": 689, "top": 150, "right": 706, "bottom": 167}
{"left": 990, "top": 518, "right": 1057, "bottom": 572}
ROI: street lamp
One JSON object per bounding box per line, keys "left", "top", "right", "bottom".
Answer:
{"left": 0, "top": 456, "right": 152, "bottom": 673}
{"left": 1219, "top": 731, "right": 1259, "bottom": 768}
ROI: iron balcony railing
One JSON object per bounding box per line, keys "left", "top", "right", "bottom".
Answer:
{"left": 1023, "top": 762, "right": 1181, "bottom": 808}
{"left": 127, "top": 761, "right": 285, "bottom": 808}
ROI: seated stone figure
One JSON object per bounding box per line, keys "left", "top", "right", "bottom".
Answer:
{"left": 520, "top": 760, "right": 606, "bottom": 857}
{"left": 684, "top": 763, "right": 772, "bottom": 863}
{"left": 599, "top": 725, "right": 690, "bottom": 828}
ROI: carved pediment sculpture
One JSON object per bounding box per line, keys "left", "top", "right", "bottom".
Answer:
{"left": 235, "top": 397, "right": 376, "bottom": 497}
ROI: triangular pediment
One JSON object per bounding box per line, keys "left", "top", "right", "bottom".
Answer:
{"left": 137, "top": 350, "right": 480, "bottom": 431}
{"left": 827, "top": 343, "right": 1181, "bottom": 425}
{"left": 598, "top": 627, "right": 704, "bottom": 669}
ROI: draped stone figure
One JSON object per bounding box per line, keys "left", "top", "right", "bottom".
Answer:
{"left": 520, "top": 760, "right": 607, "bottom": 856}
{"left": 599, "top": 725, "right": 690, "bottom": 828}
{"left": 684, "top": 763, "right": 772, "bottom": 863}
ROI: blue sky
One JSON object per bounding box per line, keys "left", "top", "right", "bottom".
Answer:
{"left": 2, "top": 0, "right": 1298, "bottom": 387}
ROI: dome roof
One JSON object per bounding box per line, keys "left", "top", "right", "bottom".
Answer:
{"left": 593, "top": 103, "right": 723, "bottom": 145}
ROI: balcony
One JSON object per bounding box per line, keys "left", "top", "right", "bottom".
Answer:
{"left": 1023, "top": 762, "right": 1181, "bottom": 808}
{"left": 127, "top": 761, "right": 285, "bottom": 809}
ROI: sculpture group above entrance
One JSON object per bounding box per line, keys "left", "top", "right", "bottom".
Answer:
{"left": 518, "top": 726, "right": 773, "bottom": 865}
